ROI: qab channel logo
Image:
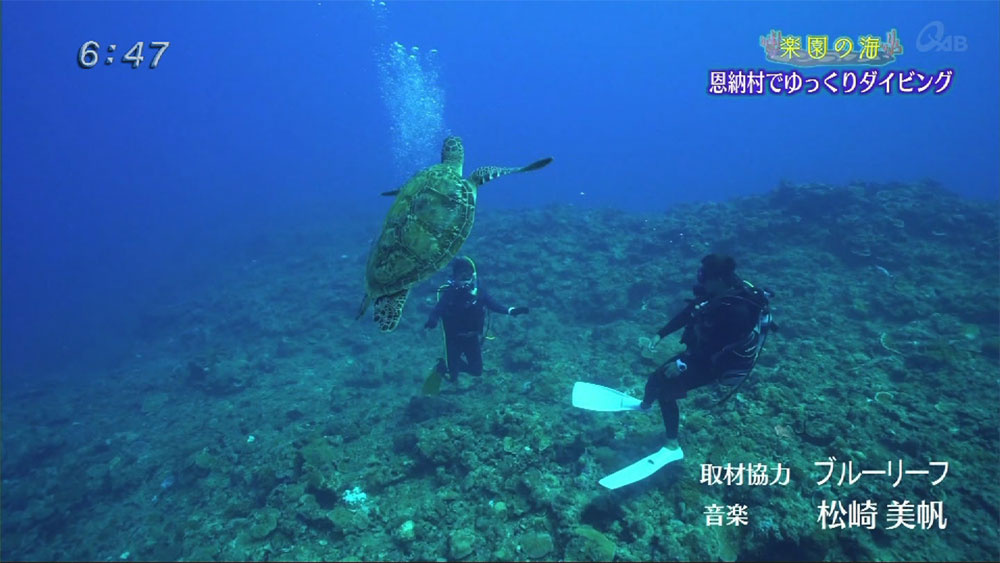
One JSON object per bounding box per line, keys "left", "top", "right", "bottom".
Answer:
{"left": 915, "top": 21, "right": 968, "bottom": 53}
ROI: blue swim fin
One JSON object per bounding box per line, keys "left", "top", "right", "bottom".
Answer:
{"left": 572, "top": 382, "right": 643, "bottom": 412}
{"left": 599, "top": 446, "right": 684, "bottom": 490}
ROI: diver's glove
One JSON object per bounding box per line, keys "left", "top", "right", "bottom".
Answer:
{"left": 508, "top": 307, "right": 529, "bottom": 316}
{"left": 424, "top": 319, "right": 438, "bottom": 329}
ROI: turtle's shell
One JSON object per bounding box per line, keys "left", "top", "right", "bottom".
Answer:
{"left": 365, "top": 163, "right": 477, "bottom": 296}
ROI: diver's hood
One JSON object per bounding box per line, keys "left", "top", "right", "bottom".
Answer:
{"left": 449, "top": 256, "right": 478, "bottom": 295}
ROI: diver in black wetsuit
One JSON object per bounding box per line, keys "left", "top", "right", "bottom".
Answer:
{"left": 643, "top": 254, "right": 775, "bottom": 449}
{"left": 424, "top": 256, "right": 528, "bottom": 382}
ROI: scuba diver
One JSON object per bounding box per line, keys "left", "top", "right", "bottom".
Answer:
{"left": 423, "top": 256, "right": 528, "bottom": 391}
{"left": 571, "top": 254, "right": 775, "bottom": 489}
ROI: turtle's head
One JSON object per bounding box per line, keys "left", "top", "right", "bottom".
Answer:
{"left": 441, "top": 136, "right": 464, "bottom": 170}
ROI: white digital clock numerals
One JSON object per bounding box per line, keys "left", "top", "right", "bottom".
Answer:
{"left": 78, "top": 41, "right": 170, "bottom": 69}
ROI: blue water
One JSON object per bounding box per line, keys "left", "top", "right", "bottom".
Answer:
{"left": 2, "top": 1, "right": 997, "bottom": 379}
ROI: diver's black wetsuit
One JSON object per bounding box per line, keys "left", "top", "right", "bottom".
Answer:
{"left": 643, "top": 282, "right": 768, "bottom": 440}
{"left": 427, "top": 285, "right": 510, "bottom": 381}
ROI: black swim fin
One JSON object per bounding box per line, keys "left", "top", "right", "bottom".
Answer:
{"left": 422, "top": 359, "right": 447, "bottom": 395}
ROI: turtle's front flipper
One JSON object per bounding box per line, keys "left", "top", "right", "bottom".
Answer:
{"left": 520, "top": 157, "right": 554, "bottom": 172}
{"left": 373, "top": 289, "right": 409, "bottom": 332}
{"left": 468, "top": 156, "right": 553, "bottom": 187}
{"left": 356, "top": 294, "right": 372, "bottom": 320}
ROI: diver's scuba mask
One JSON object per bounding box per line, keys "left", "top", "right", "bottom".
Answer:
{"left": 450, "top": 273, "right": 477, "bottom": 292}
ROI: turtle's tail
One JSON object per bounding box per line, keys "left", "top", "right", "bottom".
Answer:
{"left": 468, "top": 157, "right": 553, "bottom": 187}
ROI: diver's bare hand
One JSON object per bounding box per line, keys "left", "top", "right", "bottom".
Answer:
{"left": 648, "top": 335, "right": 661, "bottom": 351}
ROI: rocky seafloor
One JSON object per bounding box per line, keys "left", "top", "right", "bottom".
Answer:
{"left": 2, "top": 180, "right": 998, "bottom": 561}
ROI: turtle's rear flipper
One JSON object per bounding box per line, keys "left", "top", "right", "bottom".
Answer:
{"left": 374, "top": 289, "right": 409, "bottom": 332}
{"left": 468, "top": 156, "right": 553, "bottom": 187}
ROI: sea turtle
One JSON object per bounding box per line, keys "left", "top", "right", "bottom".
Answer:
{"left": 357, "top": 136, "right": 552, "bottom": 332}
